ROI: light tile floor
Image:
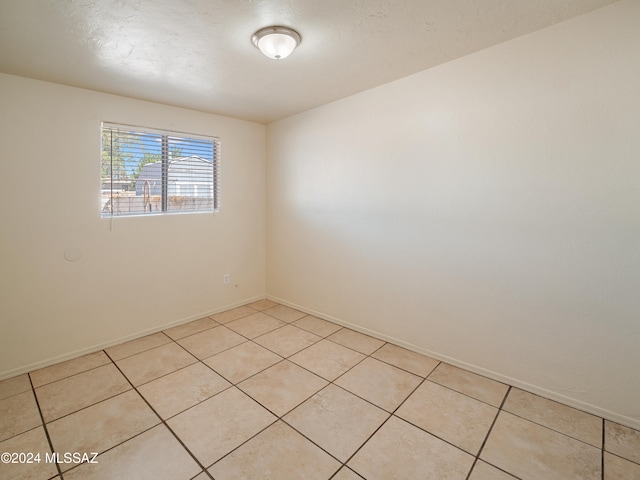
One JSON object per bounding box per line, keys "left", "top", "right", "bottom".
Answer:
{"left": 1, "top": 300, "right": 639, "bottom": 480}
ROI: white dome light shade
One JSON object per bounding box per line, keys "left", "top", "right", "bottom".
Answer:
{"left": 252, "top": 26, "right": 301, "bottom": 60}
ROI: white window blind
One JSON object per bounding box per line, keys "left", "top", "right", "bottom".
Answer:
{"left": 101, "top": 123, "right": 220, "bottom": 217}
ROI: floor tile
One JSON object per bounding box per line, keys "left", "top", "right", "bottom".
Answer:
{"left": 105, "top": 332, "right": 172, "bottom": 361}
{"left": 0, "top": 390, "right": 41, "bottom": 442}
{"left": 0, "top": 426, "right": 57, "bottom": 480}
{"left": 0, "top": 374, "right": 31, "bottom": 400}
{"left": 35, "top": 363, "right": 131, "bottom": 422}
{"left": 29, "top": 351, "right": 111, "bottom": 388}
{"left": 224, "top": 312, "right": 285, "bottom": 339}
{"left": 254, "top": 325, "right": 321, "bottom": 357}
{"left": 284, "top": 384, "right": 388, "bottom": 462}
{"left": 115, "top": 343, "right": 197, "bottom": 386}
{"left": 176, "top": 326, "right": 246, "bottom": 360}
{"left": 334, "top": 357, "right": 421, "bottom": 412}
{"left": 263, "top": 304, "right": 307, "bottom": 322}
{"left": 203, "top": 342, "right": 282, "bottom": 384}
{"left": 163, "top": 317, "right": 218, "bottom": 340}
{"left": 191, "top": 473, "right": 210, "bottom": 480}
{"left": 208, "top": 421, "right": 340, "bottom": 480}
{"left": 428, "top": 363, "right": 508, "bottom": 407}
{"left": 605, "top": 420, "right": 640, "bottom": 464}
{"left": 481, "top": 411, "right": 601, "bottom": 480}
{"left": 348, "top": 416, "right": 474, "bottom": 480}
{"left": 167, "top": 387, "right": 276, "bottom": 468}
{"left": 212, "top": 305, "right": 261, "bottom": 324}
{"left": 326, "top": 329, "right": 385, "bottom": 355}
{"left": 372, "top": 343, "right": 439, "bottom": 377}
{"left": 238, "top": 361, "right": 328, "bottom": 416}
{"left": 137, "top": 363, "right": 231, "bottom": 419}
{"left": 246, "top": 299, "right": 279, "bottom": 311}
{"left": 5, "top": 301, "right": 631, "bottom": 480}
{"left": 289, "top": 339, "right": 365, "bottom": 381}
{"left": 503, "top": 388, "right": 602, "bottom": 447}
{"left": 292, "top": 315, "right": 342, "bottom": 337}
{"left": 604, "top": 452, "right": 640, "bottom": 479}
{"left": 47, "top": 390, "right": 159, "bottom": 470}
{"left": 468, "top": 461, "right": 518, "bottom": 480}
{"left": 62, "top": 424, "right": 200, "bottom": 480}
{"left": 332, "top": 467, "right": 365, "bottom": 480}
{"left": 396, "top": 380, "right": 498, "bottom": 454}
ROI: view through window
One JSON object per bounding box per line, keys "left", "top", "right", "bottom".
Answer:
{"left": 101, "top": 123, "right": 219, "bottom": 217}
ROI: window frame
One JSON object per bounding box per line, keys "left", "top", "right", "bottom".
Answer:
{"left": 100, "top": 122, "right": 220, "bottom": 218}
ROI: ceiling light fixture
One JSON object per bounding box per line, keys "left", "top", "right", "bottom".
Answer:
{"left": 252, "top": 26, "right": 301, "bottom": 60}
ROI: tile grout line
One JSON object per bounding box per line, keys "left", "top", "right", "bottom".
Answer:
{"left": 601, "top": 417, "right": 605, "bottom": 480}
{"left": 204, "top": 417, "right": 280, "bottom": 473}
{"left": 13, "top": 302, "right": 637, "bottom": 479}
{"left": 605, "top": 451, "right": 640, "bottom": 468}
{"left": 426, "top": 376, "right": 508, "bottom": 410}
{"left": 199, "top": 328, "right": 391, "bottom": 476}
{"left": 317, "top": 334, "right": 495, "bottom": 414}
{"left": 471, "top": 385, "right": 525, "bottom": 480}
{"left": 262, "top": 305, "right": 627, "bottom": 436}
{"left": 123, "top": 307, "right": 613, "bottom": 454}
{"left": 111, "top": 321, "right": 318, "bottom": 478}
{"left": 317, "top": 340, "right": 604, "bottom": 462}
{"left": 57, "top": 427, "right": 156, "bottom": 477}
{"left": 195, "top": 322, "right": 381, "bottom": 474}
{"left": 103, "top": 349, "right": 215, "bottom": 479}
{"left": 383, "top": 370, "right": 510, "bottom": 469}
{"left": 27, "top": 372, "right": 63, "bottom": 479}
{"left": 102, "top": 317, "right": 309, "bottom": 475}
{"left": 33, "top": 374, "right": 135, "bottom": 425}
{"left": 29, "top": 360, "right": 113, "bottom": 390}
{"left": 257, "top": 329, "right": 508, "bottom": 478}
{"left": 48, "top": 309, "right": 590, "bottom": 463}
{"left": 105, "top": 333, "right": 174, "bottom": 362}
{"left": 320, "top": 348, "right": 439, "bottom": 475}
{"left": 501, "top": 387, "right": 607, "bottom": 448}
{"left": 497, "top": 408, "right": 604, "bottom": 450}
{"left": 30, "top": 331, "right": 600, "bottom": 480}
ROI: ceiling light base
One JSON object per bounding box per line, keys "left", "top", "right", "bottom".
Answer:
{"left": 252, "top": 26, "right": 301, "bottom": 60}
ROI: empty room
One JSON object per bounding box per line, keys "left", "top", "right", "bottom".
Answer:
{"left": 0, "top": 1, "right": 639, "bottom": 479}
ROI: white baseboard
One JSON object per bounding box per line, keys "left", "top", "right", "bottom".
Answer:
{"left": 0, "top": 295, "right": 266, "bottom": 381}
{"left": 267, "top": 294, "right": 640, "bottom": 432}
{"left": 5, "top": 292, "right": 637, "bottom": 431}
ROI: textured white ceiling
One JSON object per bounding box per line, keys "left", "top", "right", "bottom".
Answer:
{"left": 0, "top": 0, "right": 621, "bottom": 123}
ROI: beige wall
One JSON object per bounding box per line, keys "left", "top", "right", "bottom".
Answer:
{"left": 0, "top": 74, "right": 266, "bottom": 377}
{"left": 266, "top": 1, "right": 640, "bottom": 429}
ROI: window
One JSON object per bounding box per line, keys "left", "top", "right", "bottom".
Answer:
{"left": 101, "top": 123, "right": 220, "bottom": 217}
